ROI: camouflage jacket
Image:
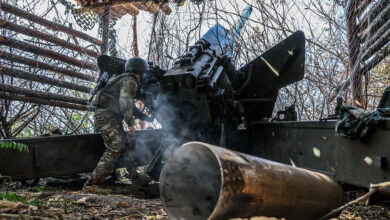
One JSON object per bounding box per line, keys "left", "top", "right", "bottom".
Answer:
{"left": 93, "top": 73, "right": 138, "bottom": 126}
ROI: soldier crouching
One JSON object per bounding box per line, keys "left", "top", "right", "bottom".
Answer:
{"left": 83, "top": 57, "right": 151, "bottom": 192}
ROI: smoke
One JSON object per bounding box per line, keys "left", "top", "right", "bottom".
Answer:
{"left": 151, "top": 91, "right": 199, "bottom": 160}
{"left": 118, "top": 69, "right": 248, "bottom": 177}
{"left": 117, "top": 87, "right": 221, "bottom": 179}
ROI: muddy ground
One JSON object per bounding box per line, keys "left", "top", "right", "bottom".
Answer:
{"left": 1, "top": 177, "right": 390, "bottom": 220}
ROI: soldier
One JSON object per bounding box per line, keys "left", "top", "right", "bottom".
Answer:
{"left": 83, "top": 57, "right": 150, "bottom": 192}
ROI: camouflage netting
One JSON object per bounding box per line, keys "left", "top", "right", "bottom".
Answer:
{"left": 336, "top": 106, "right": 390, "bottom": 139}
{"left": 59, "top": 0, "right": 99, "bottom": 30}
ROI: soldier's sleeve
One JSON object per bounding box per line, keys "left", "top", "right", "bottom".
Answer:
{"left": 119, "top": 77, "right": 138, "bottom": 127}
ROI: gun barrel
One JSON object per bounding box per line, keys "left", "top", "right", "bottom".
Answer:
{"left": 232, "top": 5, "right": 253, "bottom": 38}
{"left": 199, "top": 5, "right": 253, "bottom": 56}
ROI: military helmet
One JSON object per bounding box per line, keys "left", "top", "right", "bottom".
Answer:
{"left": 124, "top": 57, "right": 148, "bottom": 75}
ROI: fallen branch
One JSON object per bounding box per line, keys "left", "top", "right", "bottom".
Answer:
{"left": 318, "top": 181, "right": 390, "bottom": 220}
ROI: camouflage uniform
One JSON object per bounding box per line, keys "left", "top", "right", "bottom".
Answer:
{"left": 85, "top": 73, "right": 139, "bottom": 186}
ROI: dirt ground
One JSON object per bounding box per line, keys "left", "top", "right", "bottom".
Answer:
{"left": 1, "top": 177, "right": 390, "bottom": 220}
{"left": 0, "top": 176, "right": 166, "bottom": 220}
{"left": 337, "top": 204, "right": 390, "bottom": 220}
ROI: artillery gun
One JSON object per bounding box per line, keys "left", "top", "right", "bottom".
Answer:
{"left": 1, "top": 5, "right": 390, "bottom": 203}
{"left": 144, "top": 6, "right": 305, "bottom": 179}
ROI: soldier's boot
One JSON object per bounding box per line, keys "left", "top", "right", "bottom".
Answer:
{"left": 133, "top": 175, "right": 153, "bottom": 189}
{"left": 82, "top": 175, "right": 114, "bottom": 194}
{"left": 126, "top": 168, "right": 152, "bottom": 189}
{"left": 102, "top": 170, "right": 117, "bottom": 185}
{"left": 82, "top": 185, "right": 112, "bottom": 194}
{"left": 82, "top": 150, "right": 120, "bottom": 193}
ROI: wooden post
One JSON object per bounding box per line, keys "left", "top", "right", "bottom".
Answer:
{"left": 346, "top": 0, "right": 364, "bottom": 107}
{"left": 330, "top": 0, "right": 390, "bottom": 103}
{"left": 132, "top": 15, "right": 139, "bottom": 57}
{"left": 101, "top": 5, "right": 111, "bottom": 55}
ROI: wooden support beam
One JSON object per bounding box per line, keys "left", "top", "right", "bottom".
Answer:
{"left": 356, "top": 0, "right": 373, "bottom": 17}
{"left": 77, "top": 0, "right": 175, "bottom": 15}
{"left": 0, "top": 35, "right": 98, "bottom": 71}
{"left": 0, "top": 2, "right": 102, "bottom": 46}
{"left": 0, "top": 92, "right": 88, "bottom": 111}
{"left": 80, "top": 2, "right": 139, "bottom": 16}
{"left": 358, "top": 0, "right": 389, "bottom": 33}
{"left": 133, "top": 1, "right": 170, "bottom": 15}
{"left": 101, "top": 5, "right": 110, "bottom": 55}
{"left": 0, "top": 66, "right": 91, "bottom": 93}
{"left": 328, "top": 44, "right": 390, "bottom": 104}
{"left": 359, "top": 2, "right": 390, "bottom": 41}
{"left": 360, "top": 16, "right": 390, "bottom": 51}
{"left": 361, "top": 27, "right": 390, "bottom": 61}
{"left": 144, "top": 1, "right": 159, "bottom": 15}
{"left": 0, "top": 83, "right": 88, "bottom": 105}
{"left": 0, "top": 50, "right": 95, "bottom": 81}
{"left": 131, "top": 2, "right": 149, "bottom": 11}
{"left": 132, "top": 15, "right": 139, "bottom": 57}
{"left": 161, "top": 3, "right": 172, "bottom": 15}
{"left": 0, "top": 18, "right": 100, "bottom": 57}
{"left": 78, "top": 0, "right": 139, "bottom": 14}
{"left": 346, "top": 0, "right": 364, "bottom": 107}
{"left": 362, "top": 44, "right": 390, "bottom": 72}
{"left": 122, "top": 3, "right": 140, "bottom": 16}
{"left": 130, "top": 1, "right": 159, "bottom": 15}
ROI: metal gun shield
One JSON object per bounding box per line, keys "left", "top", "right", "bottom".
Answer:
{"left": 237, "top": 31, "right": 306, "bottom": 122}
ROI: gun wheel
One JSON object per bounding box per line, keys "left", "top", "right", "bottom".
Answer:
{"left": 20, "top": 178, "right": 40, "bottom": 186}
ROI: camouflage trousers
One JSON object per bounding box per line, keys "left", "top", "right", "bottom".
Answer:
{"left": 85, "top": 109, "right": 138, "bottom": 186}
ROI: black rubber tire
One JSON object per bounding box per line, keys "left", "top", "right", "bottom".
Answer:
{"left": 20, "top": 178, "right": 40, "bottom": 186}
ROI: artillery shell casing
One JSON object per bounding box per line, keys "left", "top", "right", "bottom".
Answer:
{"left": 160, "top": 142, "right": 343, "bottom": 220}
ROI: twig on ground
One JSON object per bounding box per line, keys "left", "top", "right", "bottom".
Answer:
{"left": 318, "top": 181, "right": 390, "bottom": 220}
